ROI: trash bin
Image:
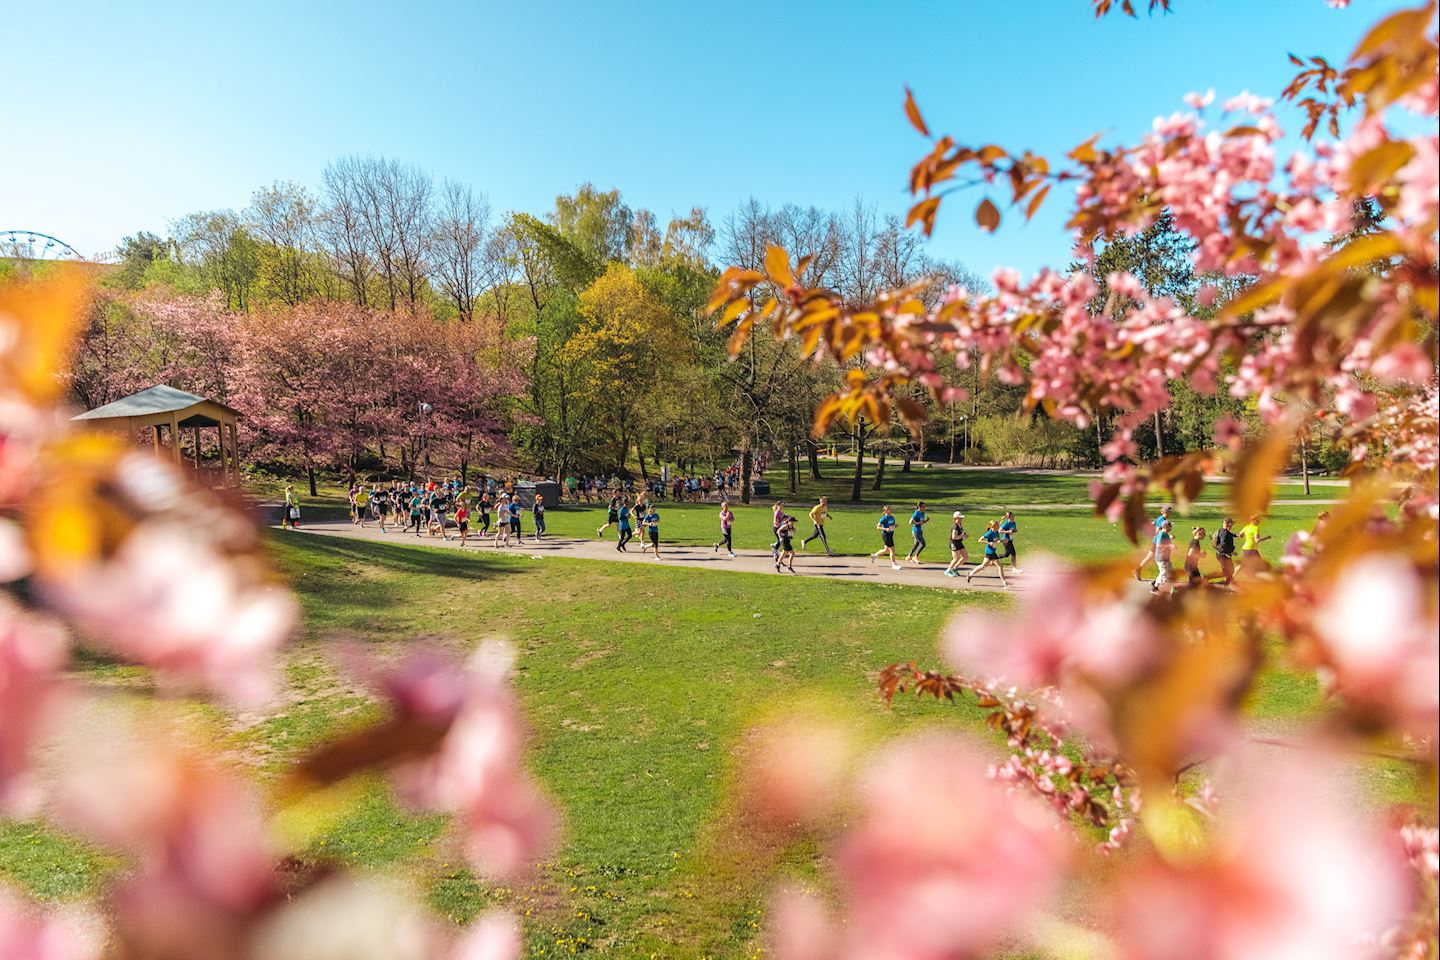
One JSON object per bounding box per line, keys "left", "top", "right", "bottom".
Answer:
{"left": 532, "top": 480, "right": 562, "bottom": 508}
{"left": 752, "top": 479, "right": 771, "bottom": 497}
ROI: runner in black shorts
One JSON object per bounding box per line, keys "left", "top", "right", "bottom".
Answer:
{"left": 598, "top": 496, "right": 621, "bottom": 539}
{"left": 775, "top": 514, "right": 797, "bottom": 573}
{"left": 944, "top": 511, "right": 969, "bottom": 578}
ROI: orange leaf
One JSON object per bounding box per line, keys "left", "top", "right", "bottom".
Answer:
{"left": 765, "top": 245, "right": 794, "bottom": 288}
{"left": 906, "top": 196, "right": 942, "bottom": 235}
{"left": 1068, "top": 133, "right": 1104, "bottom": 164}
{"left": 903, "top": 86, "right": 929, "bottom": 137}
{"left": 975, "top": 198, "right": 1001, "bottom": 232}
{"left": 1025, "top": 184, "right": 1051, "bottom": 220}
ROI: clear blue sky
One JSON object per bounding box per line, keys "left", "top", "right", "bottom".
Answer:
{"left": 0, "top": 0, "right": 1407, "bottom": 276}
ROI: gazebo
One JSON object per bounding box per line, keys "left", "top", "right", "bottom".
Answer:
{"left": 71, "top": 384, "right": 242, "bottom": 485}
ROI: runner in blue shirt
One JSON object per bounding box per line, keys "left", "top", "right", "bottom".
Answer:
{"left": 640, "top": 506, "right": 662, "bottom": 558}
{"left": 870, "top": 506, "right": 902, "bottom": 570}
{"left": 999, "top": 510, "right": 1021, "bottom": 573}
{"left": 616, "top": 499, "right": 634, "bottom": 552}
{"left": 1134, "top": 504, "right": 1173, "bottom": 580}
{"left": 966, "top": 519, "right": 1010, "bottom": 587}
{"left": 906, "top": 501, "right": 930, "bottom": 564}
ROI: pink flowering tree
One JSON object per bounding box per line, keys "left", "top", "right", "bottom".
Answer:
{"left": 709, "top": 1, "right": 1437, "bottom": 957}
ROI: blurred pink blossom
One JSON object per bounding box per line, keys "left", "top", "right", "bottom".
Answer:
{"left": 0, "top": 603, "right": 68, "bottom": 814}
{"left": 0, "top": 889, "right": 98, "bottom": 960}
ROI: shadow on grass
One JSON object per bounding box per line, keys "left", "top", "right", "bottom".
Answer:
{"left": 270, "top": 530, "right": 522, "bottom": 584}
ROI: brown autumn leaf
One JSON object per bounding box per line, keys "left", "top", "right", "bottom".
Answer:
{"left": 1122, "top": 489, "right": 1149, "bottom": 545}
{"left": 903, "top": 86, "right": 929, "bottom": 137}
{"left": 975, "top": 197, "right": 1001, "bottom": 232}
{"left": 1068, "top": 133, "right": 1104, "bottom": 164}
{"left": 283, "top": 715, "right": 450, "bottom": 797}
{"left": 765, "top": 245, "right": 794, "bottom": 288}
{"left": 1025, "top": 184, "right": 1052, "bottom": 220}
{"left": 906, "top": 196, "right": 942, "bottom": 235}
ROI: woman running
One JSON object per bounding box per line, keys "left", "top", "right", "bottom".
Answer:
{"left": 775, "top": 514, "right": 797, "bottom": 572}
{"left": 967, "top": 520, "right": 1009, "bottom": 587}
{"left": 714, "top": 500, "right": 736, "bottom": 557}
{"left": 598, "top": 495, "right": 620, "bottom": 539}
{"left": 770, "top": 500, "right": 787, "bottom": 559}
{"left": 508, "top": 497, "right": 524, "bottom": 545}
{"left": 871, "top": 506, "right": 901, "bottom": 570}
{"left": 455, "top": 502, "right": 470, "bottom": 546}
{"left": 1210, "top": 517, "right": 1238, "bottom": 586}
{"left": 1150, "top": 519, "right": 1175, "bottom": 595}
{"left": 493, "top": 495, "right": 512, "bottom": 547}
{"left": 408, "top": 492, "right": 425, "bottom": 536}
{"left": 641, "top": 504, "right": 662, "bottom": 559}
{"left": 1184, "top": 526, "right": 1207, "bottom": 588}
{"left": 906, "top": 502, "right": 929, "bottom": 564}
{"left": 944, "top": 512, "right": 969, "bottom": 578}
{"left": 477, "top": 491, "right": 492, "bottom": 537}
{"left": 1237, "top": 513, "right": 1270, "bottom": 581}
{"left": 999, "top": 510, "right": 1021, "bottom": 573}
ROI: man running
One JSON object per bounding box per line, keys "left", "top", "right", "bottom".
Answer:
{"left": 598, "top": 495, "right": 621, "bottom": 539}
{"left": 533, "top": 494, "right": 547, "bottom": 538}
{"left": 616, "top": 497, "right": 634, "bottom": 552}
{"left": 770, "top": 500, "right": 787, "bottom": 560}
{"left": 714, "top": 500, "right": 736, "bottom": 558}
{"left": 871, "top": 506, "right": 901, "bottom": 570}
{"left": 999, "top": 510, "right": 1021, "bottom": 573}
{"left": 1210, "top": 516, "right": 1238, "bottom": 586}
{"left": 801, "top": 496, "right": 834, "bottom": 555}
{"left": 775, "top": 513, "right": 797, "bottom": 573}
{"left": 641, "top": 503, "right": 662, "bottom": 559}
{"left": 906, "top": 501, "right": 929, "bottom": 564}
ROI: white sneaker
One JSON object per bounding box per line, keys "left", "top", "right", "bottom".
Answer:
{"left": 891, "top": 563, "right": 902, "bottom": 570}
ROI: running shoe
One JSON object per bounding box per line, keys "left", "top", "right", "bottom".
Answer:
{"left": 891, "top": 563, "right": 902, "bottom": 570}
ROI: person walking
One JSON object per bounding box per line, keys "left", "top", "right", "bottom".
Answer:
{"left": 999, "top": 510, "right": 1021, "bottom": 573}
{"left": 1210, "top": 517, "right": 1238, "bottom": 586}
{"left": 1134, "top": 505, "right": 1173, "bottom": 580}
{"left": 801, "top": 497, "right": 834, "bottom": 555}
{"left": 871, "top": 506, "right": 901, "bottom": 570}
{"left": 966, "top": 520, "right": 1009, "bottom": 587}
{"left": 281, "top": 485, "right": 297, "bottom": 530}
{"left": 905, "top": 501, "right": 929, "bottom": 564}
{"left": 713, "top": 500, "right": 736, "bottom": 557}
{"left": 944, "top": 512, "right": 969, "bottom": 578}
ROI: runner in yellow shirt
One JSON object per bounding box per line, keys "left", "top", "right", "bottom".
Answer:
{"left": 801, "top": 496, "right": 835, "bottom": 555}
{"left": 1237, "top": 513, "right": 1271, "bottom": 582}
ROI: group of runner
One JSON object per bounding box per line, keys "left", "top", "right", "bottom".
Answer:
{"left": 1135, "top": 504, "right": 1280, "bottom": 593}
{"left": 340, "top": 478, "right": 549, "bottom": 549}
{"left": 594, "top": 494, "right": 665, "bottom": 556}
{"left": 565, "top": 469, "right": 745, "bottom": 504}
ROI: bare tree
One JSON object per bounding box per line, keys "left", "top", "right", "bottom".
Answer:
{"left": 431, "top": 180, "right": 492, "bottom": 321}
{"left": 246, "top": 181, "right": 318, "bottom": 305}
{"left": 320, "top": 158, "right": 374, "bottom": 305}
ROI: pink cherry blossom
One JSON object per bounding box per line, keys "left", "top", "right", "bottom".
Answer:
{"left": 1212, "top": 413, "right": 1245, "bottom": 450}
{"left": 448, "top": 911, "right": 522, "bottom": 960}
{"left": 0, "top": 602, "right": 68, "bottom": 814}
{"left": 0, "top": 889, "right": 99, "bottom": 960}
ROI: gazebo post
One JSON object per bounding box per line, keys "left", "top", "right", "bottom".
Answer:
{"left": 190, "top": 424, "right": 201, "bottom": 473}
{"left": 168, "top": 413, "right": 181, "bottom": 464}
{"left": 152, "top": 424, "right": 162, "bottom": 455}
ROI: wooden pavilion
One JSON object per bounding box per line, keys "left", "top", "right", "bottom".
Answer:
{"left": 71, "top": 385, "right": 242, "bottom": 485}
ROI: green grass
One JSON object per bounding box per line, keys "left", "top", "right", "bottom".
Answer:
{"left": 0, "top": 467, "right": 1401, "bottom": 958}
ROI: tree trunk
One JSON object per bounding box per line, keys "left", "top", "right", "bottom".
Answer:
{"left": 741, "top": 445, "right": 754, "bottom": 505}
{"left": 850, "top": 419, "right": 867, "bottom": 502}
{"left": 1152, "top": 410, "right": 1163, "bottom": 459}
{"left": 806, "top": 439, "right": 822, "bottom": 480}
{"left": 1300, "top": 436, "right": 1311, "bottom": 496}
{"left": 307, "top": 466, "right": 318, "bottom": 498}
{"left": 872, "top": 445, "right": 887, "bottom": 491}
{"left": 787, "top": 443, "right": 798, "bottom": 493}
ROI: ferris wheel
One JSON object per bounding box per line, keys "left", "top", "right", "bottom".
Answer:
{"left": 0, "top": 230, "right": 84, "bottom": 262}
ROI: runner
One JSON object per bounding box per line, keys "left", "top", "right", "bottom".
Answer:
{"left": 348, "top": 482, "right": 361, "bottom": 524}
{"left": 966, "top": 520, "right": 1009, "bottom": 587}
{"left": 533, "top": 494, "right": 547, "bottom": 539}
{"left": 598, "top": 495, "right": 620, "bottom": 539}
{"left": 1134, "top": 504, "right": 1173, "bottom": 580}
{"left": 775, "top": 513, "right": 797, "bottom": 573}
{"left": 1184, "top": 525, "right": 1207, "bottom": 588}
{"left": 944, "top": 511, "right": 969, "bottom": 578}
{"left": 508, "top": 495, "right": 524, "bottom": 545}
{"left": 281, "top": 485, "right": 297, "bottom": 530}
{"left": 1210, "top": 516, "right": 1238, "bottom": 586}
{"left": 408, "top": 491, "right": 425, "bottom": 536}
{"left": 905, "top": 501, "right": 929, "bottom": 564}
{"left": 616, "top": 497, "right": 634, "bottom": 552}
{"left": 493, "top": 494, "right": 512, "bottom": 547}
{"left": 770, "top": 500, "right": 787, "bottom": 560}
{"left": 999, "top": 510, "right": 1021, "bottom": 573}
{"left": 871, "top": 506, "right": 901, "bottom": 570}
{"left": 1150, "top": 519, "right": 1175, "bottom": 595}
{"left": 1237, "top": 513, "right": 1271, "bottom": 581}
{"left": 477, "top": 490, "right": 492, "bottom": 537}
{"left": 355, "top": 484, "right": 369, "bottom": 527}
{"left": 713, "top": 500, "right": 736, "bottom": 557}
{"left": 455, "top": 501, "right": 470, "bottom": 547}
{"left": 801, "top": 496, "right": 834, "bottom": 555}
{"left": 641, "top": 503, "right": 662, "bottom": 559}
{"left": 372, "top": 485, "right": 390, "bottom": 533}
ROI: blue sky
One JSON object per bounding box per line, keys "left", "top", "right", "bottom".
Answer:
{"left": 1, "top": 0, "right": 1408, "bottom": 276}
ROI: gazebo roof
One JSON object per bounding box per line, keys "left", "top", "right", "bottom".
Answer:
{"left": 72, "top": 385, "right": 240, "bottom": 426}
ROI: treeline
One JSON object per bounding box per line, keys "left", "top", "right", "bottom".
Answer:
{"left": 46, "top": 156, "right": 1310, "bottom": 498}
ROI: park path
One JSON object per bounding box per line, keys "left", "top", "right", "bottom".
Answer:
{"left": 960, "top": 498, "right": 1342, "bottom": 511}
{"left": 280, "top": 519, "right": 1032, "bottom": 593}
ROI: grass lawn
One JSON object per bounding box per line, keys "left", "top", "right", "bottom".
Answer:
{"left": 2, "top": 469, "right": 1389, "bottom": 959}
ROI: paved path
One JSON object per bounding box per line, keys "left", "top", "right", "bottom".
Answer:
{"left": 282, "top": 520, "right": 1031, "bottom": 593}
